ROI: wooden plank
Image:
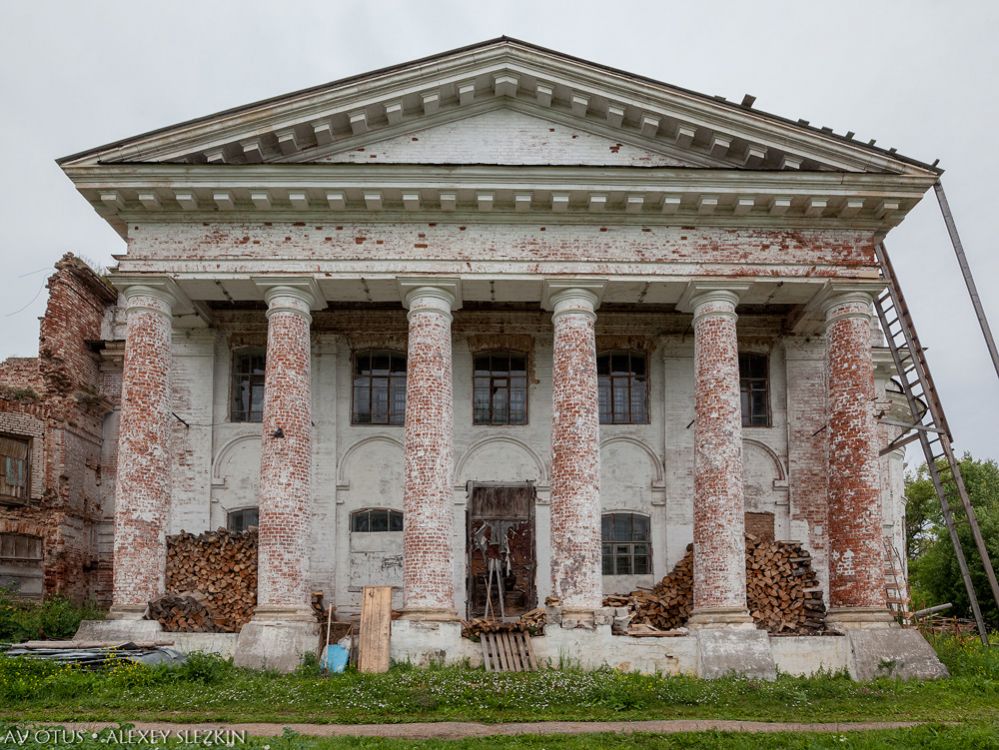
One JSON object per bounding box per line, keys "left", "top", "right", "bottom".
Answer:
{"left": 357, "top": 585, "right": 392, "bottom": 673}
{"left": 503, "top": 632, "right": 521, "bottom": 672}
{"left": 481, "top": 634, "right": 495, "bottom": 672}
{"left": 523, "top": 633, "right": 538, "bottom": 670}
{"left": 515, "top": 632, "right": 533, "bottom": 670}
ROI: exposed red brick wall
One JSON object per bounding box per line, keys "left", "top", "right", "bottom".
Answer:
{"left": 824, "top": 293, "right": 885, "bottom": 611}
{"left": 548, "top": 289, "right": 602, "bottom": 611}
{"left": 691, "top": 290, "right": 748, "bottom": 614}
{"left": 256, "top": 289, "right": 314, "bottom": 611}
{"left": 401, "top": 287, "right": 457, "bottom": 614}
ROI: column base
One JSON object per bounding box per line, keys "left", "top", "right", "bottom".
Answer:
{"left": 233, "top": 606, "right": 319, "bottom": 672}
{"left": 826, "top": 606, "right": 896, "bottom": 630}
{"left": 399, "top": 608, "right": 461, "bottom": 622}
{"left": 687, "top": 606, "right": 756, "bottom": 630}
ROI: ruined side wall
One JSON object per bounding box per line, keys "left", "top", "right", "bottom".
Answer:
{"left": 0, "top": 255, "right": 118, "bottom": 603}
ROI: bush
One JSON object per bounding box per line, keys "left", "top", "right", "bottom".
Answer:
{"left": 0, "top": 588, "right": 105, "bottom": 643}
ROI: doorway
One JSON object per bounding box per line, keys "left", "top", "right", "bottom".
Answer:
{"left": 466, "top": 483, "right": 537, "bottom": 620}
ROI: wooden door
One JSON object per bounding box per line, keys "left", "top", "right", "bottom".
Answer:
{"left": 466, "top": 484, "right": 536, "bottom": 620}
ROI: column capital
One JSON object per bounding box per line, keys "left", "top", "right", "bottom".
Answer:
{"left": 399, "top": 278, "right": 461, "bottom": 318}
{"left": 114, "top": 277, "right": 187, "bottom": 318}
{"left": 822, "top": 289, "right": 875, "bottom": 326}
{"left": 253, "top": 277, "right": 323, "bottom": 318}
{"left": 678, "top": 282, "right": 749, "bottom": 315}
{"left": 542, "top": 279, "right": 606, "bottom": 320}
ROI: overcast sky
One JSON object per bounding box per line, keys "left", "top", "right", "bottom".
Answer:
{"left": 1, "top": 1, "right": 996, "bottom": 464}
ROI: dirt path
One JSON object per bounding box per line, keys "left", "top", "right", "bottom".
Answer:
{"left": 39, "top": 720, "right": 922, "bottom": 739}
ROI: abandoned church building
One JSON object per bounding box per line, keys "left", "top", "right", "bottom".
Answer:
{"left": 2, "top": 37, "right": 948, "bottom": 678}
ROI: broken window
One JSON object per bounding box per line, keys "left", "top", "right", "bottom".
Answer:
{"left": 352, "top": 351, "right": 407, "bottom": 425}
{"left": 231, "top": 348, "right": 266, "bottom": 423}
{"left": 0, "top": 435, "right": 30, "bottom": 503}
{"left": 597, "top": 351, "right": 648, "bottom": 424}
{"left": 601, "top": 512, "right": 651, "bottom": 575}
{"left": 351, "top": 508, "right": 403, "bottom": 532}
{"left": 227, "top": 507, "right": 258, "bottom": 533}
{"left": 739, "top": 352, "right": 771, "bottom": 427}
{"left": 473, "top": 351, "right": 528, "bottom": 425}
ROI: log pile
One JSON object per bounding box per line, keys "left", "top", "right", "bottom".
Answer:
{"left": 147, "top": 592, "right": 226, "bottom": 633}
{"left": 150, "top": 528, "right": 258, "bottom": 632}
{"left": 604, "top": 538, "right": 827, "bottom": 635}
{"left": 462, "top": 607, "right": 548, "bottom": 639}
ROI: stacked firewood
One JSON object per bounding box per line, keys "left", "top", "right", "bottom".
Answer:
{"left": 462, "top": 607, "right": 548, "bottom": 639}
{"left": 604, "top": 544, "right": 694, "bottom": 631}
{"left": 604, "top": 538, "right": 827, "bottom": 635}
{"left": 151, "top": 528, "right": 258, "bottom": 632}
{"left": 147, "top": 592, "right": 227, "bottom": 633}
{"left": 745, "top": 537, "right": 826, "bottom": 634}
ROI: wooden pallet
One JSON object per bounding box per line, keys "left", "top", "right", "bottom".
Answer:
{"left": 480, "top": 630, "right": 538, "bottom": 672}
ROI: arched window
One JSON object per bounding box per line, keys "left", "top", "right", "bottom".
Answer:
{"left": 601, "top": 512, "right": 651, "bottom": 575}
{"left": 352, "top": 351, "right": 407, "bottom": 425}
{"left": 227, "top": 508, "right": 258, "bottom": 533}
{"left": 597, "top": 351, "right": 648, "bottom": 424}
{"left": 351, "top": 508, "right": 404, "bottom": 532}
{"left": 473, "top": 350, "right": 528, "bottom": 425}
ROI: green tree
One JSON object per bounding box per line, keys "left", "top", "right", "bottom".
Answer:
{"left": 906, "top": 454, "right": 999, "bottom": 629}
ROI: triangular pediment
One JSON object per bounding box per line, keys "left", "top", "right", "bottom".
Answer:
{"left": 310, "top": 107, "right": 696, "bottom": 167}
{"left": 59, "top": 37, "right": 939, "bottom": 177}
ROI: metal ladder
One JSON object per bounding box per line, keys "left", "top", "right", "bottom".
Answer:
{"left": 874, "top": 242, "right": 999, "bottom": 644}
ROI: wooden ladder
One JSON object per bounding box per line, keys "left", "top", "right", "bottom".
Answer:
{"left": 883, "top": 537, "right": 910, "bottom": 623}
{"left": 874, "top": 242, "right": 999, "bottom": 644}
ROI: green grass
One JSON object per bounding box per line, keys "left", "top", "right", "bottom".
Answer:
{"left": 0, "top": 636, "right": 997, "bottom": 726}
{"left": 0, "top": 588, "right": 104, "bottom": 643}
{"left": 0, "top": 725, "right": 997, "bottom": 749}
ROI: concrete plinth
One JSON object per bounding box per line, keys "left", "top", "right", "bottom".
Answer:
{"left": 75, "top": 618, "right": 164, "bottom": 642}
{"left": 844, "top": 627, "right": 948, "bottom": 680}
{"left": 233, "top": 609, "right": 318, "bottom": 672}
{"left": 694, "top": 628, "right": 777, "bottom": 681}
{"left": 390, "top": 618, "right": 470, "bottom": 666}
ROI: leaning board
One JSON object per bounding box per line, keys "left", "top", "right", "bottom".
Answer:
{"left": 358, "top": 586, "right": 392, "bottom": 673}
{"left": 480, "top": 631, "right": 538, "bottom": 672}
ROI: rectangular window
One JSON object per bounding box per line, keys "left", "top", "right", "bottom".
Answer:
{"left": 0, "top": 435, "right": 30, "bottom": 502}
{"left": 352, "top": 351, "right": 407, "bottom": 425}
{"left": 598, "top": 352, "right": 648, "bottom": 425}
{"left": 231, "top": 349, "right": 266, "bottom": 423}
{"left": 739, "top": 353, "right": 771, "bottom": 427}
{"left": 601, "top": 513, "right": 651, "bottom": 575}
{"left": 0, "top": 533, "right": 42, "bottom": 561}
{"left": 473, "top": 352, "right": 528, "bottom": 425}
{"left": 227, "top": 508, "right": 259, "bottom": 533}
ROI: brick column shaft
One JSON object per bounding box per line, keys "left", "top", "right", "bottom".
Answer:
{"left": 111, "top": 286, "right": 175, "bottom": 617}
{"left": 256, "top": 287, "right": 314, "bottom": 613}
{"left": 691, "top": 290, "right": 749, "bottom": 619}
{"left": 549, "top": 288, "right": 602, "bottom": 611}
{"left": 825, "top": 292, "right": 885, "bottom": 612}
{"left": 402, "top": 286, "right": 457, "bottom": 616}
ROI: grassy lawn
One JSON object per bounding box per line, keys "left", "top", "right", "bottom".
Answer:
{"left": 1, "top": 725, "right": 997, "bottom": 749}
{"left": 0, "top": 633, "right": 995, "bottom": 727}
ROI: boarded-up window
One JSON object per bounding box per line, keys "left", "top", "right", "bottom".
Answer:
{"left": 0, "top": 435, "right": 30, "bottom": 502}
{"left": 0, "top": 532, "right": 43, "bottom": 597}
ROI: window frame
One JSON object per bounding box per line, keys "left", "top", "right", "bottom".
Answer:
{"left": 597, "top": 350, "right": 650, "bottom": 425}
{"left": 230, "top": 346, "right": 267, "bottom": 423}
{"left": 739, "top": 352, "right": 772, "bottom": 428}
{"left": 350, "top": 507, "right": 404, "bottom": 533}
{"left": 351, "top": 350, "right": 408, "bottom": 426}
{"left": 472, "top": 349, "right": 529, "bottom": 426}
{"left": 0, "top": 433, "right": 31, "bottom": 504}
{"left": 601, "top": 512, "right": 652, "bottom": 576}
{"left": 0, "top": 532, "right": 42, "bottom": 562}
{"left": 226, "top": 507, "right": 259, "bottom": 533}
